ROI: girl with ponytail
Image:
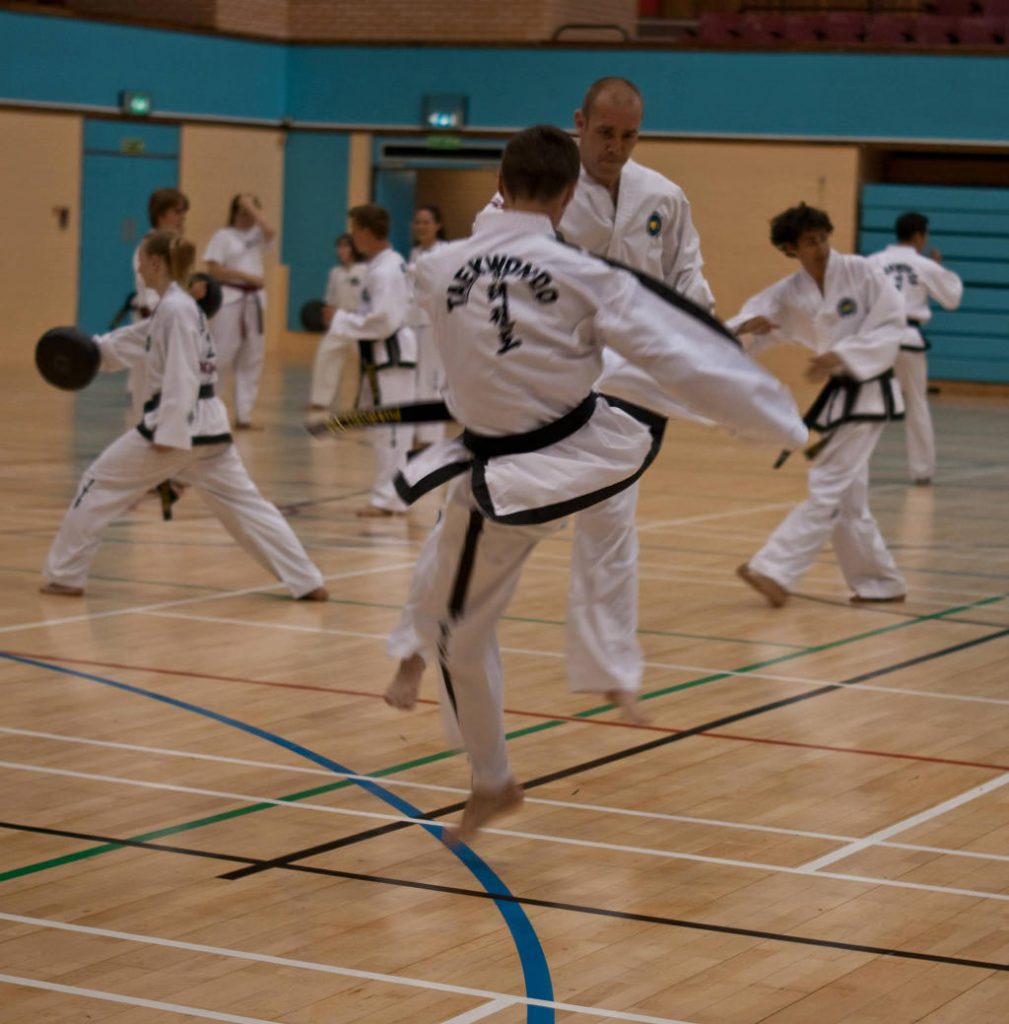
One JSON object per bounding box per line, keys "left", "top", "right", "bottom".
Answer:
{"left": 40, "top": 230, "right": 327, "bottom": 602}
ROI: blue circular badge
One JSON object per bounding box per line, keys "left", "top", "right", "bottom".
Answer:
{"left": 837, "top": 297, "right": 857, "bottom": 317}
{"left": 647, "top": 212, "right": 662, "bottom": 237}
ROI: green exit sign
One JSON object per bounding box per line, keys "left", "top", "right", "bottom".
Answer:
{"left": 120, "top": 91, "right": 152, "bottom": 117}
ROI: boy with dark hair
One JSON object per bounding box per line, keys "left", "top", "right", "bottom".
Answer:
{"left": 311, "top": 203, "right": 417, "bottom": 515}
{"left": 867, "top": 211, "right": 963, "bottom": 485}
{"left": 732, "top": 203, "right": 907, "bottom": 608}
{"left": 391, "top": 126, "right": 806, "bottom": 840}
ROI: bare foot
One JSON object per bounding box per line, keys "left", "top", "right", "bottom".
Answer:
{"left": 736, "top": 563, "right": 788, "bottom": 607}
{"left": 605, "top": 689, "right": 648, "bottom": 724}
{"left": 296, "top": 586, "right": 329, "bottom": 601}
{"left": 850, "top": 593, "right": 906, "bottom": 605}
{"left": 384, "top": 653, "right": 425, "bottom": 710}
{"left": 40, "top": 582, "right": 84, "bottom": 597}
{"left": 446, "top": 780, "right": 524, "bottom": 846}
{"left": 356, "top": 505, "right": 397, "bottom": 518}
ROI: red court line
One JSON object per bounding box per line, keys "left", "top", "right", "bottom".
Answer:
{"left": 5, "top": 649, "right": 1008, "bottom": 774}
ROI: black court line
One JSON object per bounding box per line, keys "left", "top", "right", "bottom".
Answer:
{"left": 218, "top": 625, "right": 1009, "bottom": 882}
{"left": 2, "top": 820, "right": 1005, "bottom": 975}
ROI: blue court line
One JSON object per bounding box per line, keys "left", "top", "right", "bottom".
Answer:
{"left": 0, "top": 651, "right": 554, "bottom": 1024}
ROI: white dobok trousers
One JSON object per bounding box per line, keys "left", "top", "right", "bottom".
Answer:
{"left": 894, "top": 349, "right": 935, "bottom": 482}
{"left": 44, "top": 430, "right": 324, "bottom": 597}
{"left": 359, "top": 366, "right": 415, "bottom": 512}
{"left": 749, "top": 421, "right": 906, "bottom": 599}
{"left": 412, "top": 321, "right": 446, "bottom": 446}
{"left": 412, "top": 476, "right": 563, "bottom": 789}
{"left": 388, "top": 483, "right": 642, "bottom": 692}
{"left": 309, "top": 333, "right": 355, "bottom": 410}
{"left": 566, "top": 483, "right": 643, "bottom": 694}
{"left": 212, "top": 298, "right": 265, "bottom": 424}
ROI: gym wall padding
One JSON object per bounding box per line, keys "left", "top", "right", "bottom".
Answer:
{"left": 860, "top": 184, "right": 1009, "bottom": 384}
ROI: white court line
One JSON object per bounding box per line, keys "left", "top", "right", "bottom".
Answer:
{"left": 438, "top": 997, "right": 515, "bottom": 1024}
{"left": 0, "top": 913, "right": 694, "bottom": 1024}
{"left": 635, "top": 464, "right": 1008, "bottom": 537}
{"left": 798, "top": 772, "right": 1009, "bottom": 872}
{"left": 0, "top": 558, "right": 417, "bottom": 637}
{"left": 635, "top": 500, "right": 797, "bottom": 533}
{"left": 7, "top": 724, "right": 1009, "bottom": 867}
{"left": 5, "top": 759, "right": 1009, "bottom": 903}
{"left": 0, "top": 973, "right": 281, "bottom": 1024}
{"left": 141, "top": 607, "right": 1009, "bottom": 709}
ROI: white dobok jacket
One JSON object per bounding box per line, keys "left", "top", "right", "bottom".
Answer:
{"left": 866, "top": 244, "right": 963, "bottom": 351}
{"left": 728, "top": 250, "right": 906, "bottom": 432}
{"left": 95, "top": 281, "right": 231, "bottom": 448}
{"left": 399, "top": 208, "right": 807, "bottom": 524}
{"left": 325, "top": 247, "right": 417, "bottom": 368}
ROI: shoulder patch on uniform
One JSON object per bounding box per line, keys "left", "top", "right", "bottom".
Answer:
{"left": 646, "top": 212, "right": 662, "bottom": 237}
{"left": 837, "top": 297, "right": 858, "bottom": 317}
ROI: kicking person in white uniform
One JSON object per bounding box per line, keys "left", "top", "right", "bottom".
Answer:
{"left": 311, "top": 204, "right": 417, "bottom": 517}
{"left": 41, "top": 230, "right": 328, "bottom": 601}
{"left": 386, "top": 76, "right": 716, "bottom": 716}
{"left": 204, "top": 193, "right": 275, "bottom": 428}
{"left": 731, "top": 203, "right": 907, "bottom": 608}
{"left": 389, "top": 125, "right": 806, "bottom": 839}
{"left": 867, "top": 211, "right": 963, "bottom": 485}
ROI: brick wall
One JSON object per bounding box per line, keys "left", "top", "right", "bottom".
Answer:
{"left": 70, "top": 0, "right": 216, "bottom": 30}
{"left": 289, "top": 0, "right": 636, "bottom": 42}
{"left": 66, "top": 0, "right": 636, "bottom": 43}
{"left": 216, "top": 0, "right": 289, "bottom": 38}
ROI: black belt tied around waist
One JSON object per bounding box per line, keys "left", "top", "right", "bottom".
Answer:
{"left": 462, "top": 393, "right": 597, "bottom": 460}
{"left": 143, "top": 384, "right": 216, "bottom": 415}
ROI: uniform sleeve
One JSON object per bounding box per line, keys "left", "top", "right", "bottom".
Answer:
{"left": 202, "top": 229, "right": 230, "bottom": 265}
{"left": 596, "top": 272, "right": 808, "bottom": 449}
{"left": 94, "top": 319, "right": 151, "bottom": 372}
{"left": 328, "top": 260, "right": 409, "bottom": 341}
{"left": 661, "top": 192, "right": 715, "bottom": 312}
{"left": 725, "top": 279, "right": 793, "bottom": 354}
{"left": 831, "top": 265, "right": 903, "bottom": 380}
{"left": 152, "top": 304, "right": 200, "bottom": 450}
{"left": 324, "top": 267, "right": 341, "bottom": 306}
{"left": 917, "top": 257, "right": 964, "bottom": 310}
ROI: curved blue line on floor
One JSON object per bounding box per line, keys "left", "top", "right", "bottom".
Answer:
{"left": 1, "top": 651, "right": 554, "bottom": 1022}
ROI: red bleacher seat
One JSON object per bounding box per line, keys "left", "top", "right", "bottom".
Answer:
{"left": 864, "top": 13, "right": 917, "bottom": 44}
{"left": 823, "top": 11, "right": 869, "bottom": 43}
{"left": 695, "top": 12, "right": 743, "bottom": 44}
{"left": 914, "top": 14, "right": 960, "bottom": 42}
{"left": 782, "top": 13, "right": 826, "bottom": 43}
{"left": 932, "top": 0, "right": 982, "bottom": 16}
{"left": 957, "top": 14, "right": 1009, "bottom": 41}
{"left": 737, "top": 11, "right": 787, "bottom": 44}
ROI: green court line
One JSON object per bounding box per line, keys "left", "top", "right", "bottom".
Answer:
{"left": 4, "top": 588, "right": 1006, "bottom": 884}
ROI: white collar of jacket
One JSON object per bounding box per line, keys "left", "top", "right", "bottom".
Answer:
{"left": 472, "top": 207, "right": 557, "bottom": 239}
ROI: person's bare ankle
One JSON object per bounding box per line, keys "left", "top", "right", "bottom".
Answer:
{"left": 384, "top": 653, "right": 425, "bottom": 710}
{"left": 605, "top": 689, "right": 647, "bottom": 724}
{"left": 40, "top": 582, "right": 84, "bottom": 597}
{"left": 446, "top": 779, "right": 524, "bottom": 846}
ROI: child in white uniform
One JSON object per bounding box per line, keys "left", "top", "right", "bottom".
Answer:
{"left": 407, "top": 205, "right": 449, "bottom": 449}
{"left": 42, "top": 231, "right": 328, "bottom": 601}
{"left": 127, "top": 187, "right": 189, "bottom": 423}
{"left": 204, "top": 193, "right": 275, "bottom": 428}
{"left": 867, "top": 211, "right": 963, "bottom": 485}
{"left": 731, "top": 203, "right": 907, "bottom": 608}
{"left": 312, "top": 205, "right": 417, "bottom": 516}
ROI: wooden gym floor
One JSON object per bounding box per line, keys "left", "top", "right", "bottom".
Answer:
{"left": 1, "top": 338, "right": 1008, "bottom": 1024}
